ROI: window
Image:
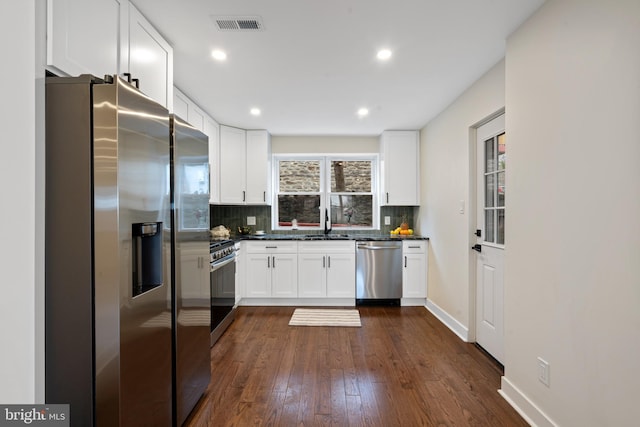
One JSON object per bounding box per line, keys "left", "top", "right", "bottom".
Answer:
{"left": 273, "top": 156, "right": 377, "bottom": 230}
{"left": 483, "top": 132, "right": 505, "bottom": 244}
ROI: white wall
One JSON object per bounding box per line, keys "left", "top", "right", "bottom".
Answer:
{"left": 272, "top": 135, "right": 378, "bottom": 154}
{"left": 0, "top": 0, "right": 43, "bottom": 403}
{"left": 419, "top": 60, "right": 505, "bottom": 333}
{"left": 502, "top": 1, "right": 640, "bottom": 425}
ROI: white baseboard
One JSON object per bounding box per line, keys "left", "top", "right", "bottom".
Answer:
{"left": 239, "top": 298, "right": 355, "bottom": 307}
{"left": 401, "top": 298, "right": 427, "bottom": 306}
{"left": 425, "top": 299, "right": 469, "bottom": 341}
{"left": 499, "top": 376, "right": 557, "bottom": 427}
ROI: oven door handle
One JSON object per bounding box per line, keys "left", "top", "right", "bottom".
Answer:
{"left": 210, "top": 255, "right": 236, "bottom": 272}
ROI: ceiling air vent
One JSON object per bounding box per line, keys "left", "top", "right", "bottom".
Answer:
{"left": 212, "top": 16, "right": 264, "bottom": 31}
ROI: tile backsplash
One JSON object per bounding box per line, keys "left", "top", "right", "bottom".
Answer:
{"left": 210, "top": 205, "right": 418, "bottom": 236}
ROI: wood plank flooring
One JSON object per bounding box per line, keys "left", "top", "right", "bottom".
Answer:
{"left": 185, "top": 306, "right": 527, "bottom": 426}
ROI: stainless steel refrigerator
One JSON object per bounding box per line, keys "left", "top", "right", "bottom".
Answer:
{"left": 169, "top": 114, "right": 211, "bottom": 426}
{"left": 45, "top": 75, "right": 174, "bottom": 426}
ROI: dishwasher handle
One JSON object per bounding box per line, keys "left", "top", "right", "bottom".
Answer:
{"left": 357, "top": 245, "right": 401, "bottom": 250}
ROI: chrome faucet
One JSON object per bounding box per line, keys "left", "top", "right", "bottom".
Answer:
{"left": 324, "top": 208, "right": 332, "bottom": 235}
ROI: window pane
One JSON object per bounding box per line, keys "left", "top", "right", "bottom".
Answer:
{"left": 485, "top": 137, "right": 496, "bottom": 173}
{"left": 497, "top": 209, "right": 505, "bottom": 244}
{"left": 331, "top": 161, "right": 371, "bottom": 192}
{"left": 485, "top": 209, "right": 495, "bottom": 243}
{"left": 497, "top": 171, "right": 505, "bottom": 207}
{"left": 277, "top": 195, "right": 320, "bottom": 226}
{"left": 279, "top": 160, "right": 320, "bottom": 192}
{"left": 498, "top": 133, "right": 506, "bottom": 170}
{"left": 485, "top": 174, "right": 495, "bottom": 207}
{"left": 330, "top": 195, "right": 373, "bottom": 227}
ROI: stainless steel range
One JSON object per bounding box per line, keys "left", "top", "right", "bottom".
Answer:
{"left": 209, "top": 240, "right": 236, "bottom": 346}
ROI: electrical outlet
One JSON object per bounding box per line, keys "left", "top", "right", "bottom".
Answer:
{"left": 537, "top": 357, "right": 550, "bottom": 387}
{"left": 384, "top": 216, "right": 391, "bottom": 225}
{"left": 247, "top": 216, "right": 256, "bottom": 226}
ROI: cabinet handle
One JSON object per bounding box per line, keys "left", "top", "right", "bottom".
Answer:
{"left": 265, "top": 246, "right": 277, "bottom": 249}
{"left": 408, "top": 245, "right": 420, "bottom": 249}
{"left": 243, "top": 190, "right": 246, "bottom": 202}
{"left": 386, "top": 192, "right": 389, "bottom": 203}
{"left": 404, "top": 256, "right": 407, "bottom": 268}
{"left": 322, "top": 256, "right": 325, "bottom": 268}
{"left": 272, "top": 256, "right": 276, "bottom": 268}
{"left": 263, "top": 191, "right": 266, "bottom": 202}
{"left": 327, "top": 256, "right": 331, "bottom": 268}
{"left": 267, "top": 257, "right": 270, "bottom": 268}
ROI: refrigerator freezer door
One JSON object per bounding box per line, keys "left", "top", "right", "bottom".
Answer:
{"left": 171, "top": 115, "right": 211, "bottom": 426}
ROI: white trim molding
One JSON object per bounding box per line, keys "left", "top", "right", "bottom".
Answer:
{"left": 499, "top": 376, "right": 558, "bottom": 427}
{"left": 426, "top": 299, "right": 469, "bottom": 342}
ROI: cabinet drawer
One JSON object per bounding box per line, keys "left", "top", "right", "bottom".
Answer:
{"left": 245, "top": 241, "right": 298, "bottom": 253}
{"left": 402, "top": 241, "right": 426, "bottom": 253}
{"left": 298, "top": 241, "right": 355, "bottom": 254}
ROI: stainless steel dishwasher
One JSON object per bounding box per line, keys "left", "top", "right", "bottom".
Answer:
{"left": 356, "top": 240, "right": 402, "bottom": 305}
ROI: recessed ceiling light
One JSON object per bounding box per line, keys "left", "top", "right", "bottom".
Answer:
{"left": 250, "top": 108, "right": 261, "bottom": 116}
{"left": 211, "top": 49, "right": 227, "bottom": 61}
{"left": 377, "top": 49, "right": 392, "bottom": 60}
{"left": 357, "top": 108, "right": 369, "bottom": 117}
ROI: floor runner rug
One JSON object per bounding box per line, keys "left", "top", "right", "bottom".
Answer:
{"left": 288, "top": 308, "right": 361, "bottom": 327}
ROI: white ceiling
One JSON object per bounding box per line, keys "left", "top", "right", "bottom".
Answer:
{"left": 130, "top": 0, "right": 544, "bottom": 136}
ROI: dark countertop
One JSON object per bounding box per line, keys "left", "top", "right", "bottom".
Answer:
{"left": 231, "top": 233, "right": 429, "bottom": 242}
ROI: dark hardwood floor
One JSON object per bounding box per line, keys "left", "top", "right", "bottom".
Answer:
{"left": 185, "top": 306, "right": 527, "bottom": 426}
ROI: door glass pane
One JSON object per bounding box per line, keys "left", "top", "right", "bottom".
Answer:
{"left": 331, "top": 161, "right": 371, "bottom": 192}
{"left": 330, "top": 195, "right": 373, "bottom": 227}
{"left": 485, "top": 174, "right": 495, "bottom": 207}
{"left": 497, "top": 209, "right": 505, "bottom": 244}
{"left": 498, "top": 133, "right": 506, "bottom": 170}
{"left": 277, "top": 195, "right": 321, "bottom": 227}
{"left": 485, "top": 137, "right": 496, "bottom": 172}
{"left": 497, "top": 171, "right": 505, "bottom": 207}
{"left": 485, "top": 209, "right": 495, "bottom": 243}
{"left": 279, "top": 160, "right": 320, "bottom": 192}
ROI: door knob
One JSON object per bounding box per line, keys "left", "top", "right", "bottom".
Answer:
{"left": 472, "top": 244, "right": 482, "bottom": 253}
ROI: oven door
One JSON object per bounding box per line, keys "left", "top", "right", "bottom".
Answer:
{"left": 210, "top": 254, "right": 236, "bottom": 345}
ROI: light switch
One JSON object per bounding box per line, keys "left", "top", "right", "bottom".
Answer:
{"left": 247, "top": 216, "right": 256, "bottom": 225}
{"left": 384, "top": 216, "right": 391, "bottom": 225}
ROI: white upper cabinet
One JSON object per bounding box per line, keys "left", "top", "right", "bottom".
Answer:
{"left": 245, "top": 130, "right": 271, "bottom": 204}
{"left": 380, "top": 130, "right": 420, "bottom": 206}
{"left": 219, "top": 126, "right": 247, "bottom": 204}
{"left": 47, "top": 0, "right": 121, "bottom": 77}
{"left": 204, "top": 116, "right": 220, "bottom": 204}
{"left": 173, "top": 89, "right": 190, "bottom": 121}
{"left": 122, "top": 2, "right": 173, "bottom": 109}
{"left": 219, "top": 126, "right": 271, "bottom": 205}
{"left": 47, "top": 0, "right": 173, "bottom": 110}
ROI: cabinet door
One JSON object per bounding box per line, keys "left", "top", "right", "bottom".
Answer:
{"left": 403, "top": 253, "right": 426, "bottom": 298}
{"left": 245, "top": 130, "right": 271, "bottom": 204}
{"left": 188, "top": 105, "right": 205, "bottom": 132}
{"left": 173, "top": 89, "right": 189, "bottom": 121}
{"left": 219, "top": 126, "right": 247, "bottom": 204}
{"left": 245, "top": 254, "right": 270, "bottom": 297}
{"left": 271, "top": 254, "right": 298, "bottom": 298}
{"left": 47, "top": 0, "right": 121, "bottom": 77}
{"left": 381, "top": 131, "right": 420, "bottom": 206}
{"left": 298, "top": 254, "right": 326, "bottom": 297}
{"left": 326, "top": 253, "right": 356, "bottom": 298}
{"left": 126, "top": 3, "right": 173, "bottom": 109}
{"left": 205, "top": 117, "right": 220, "bottom": 204}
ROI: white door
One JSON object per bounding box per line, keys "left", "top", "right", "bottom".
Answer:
{"left": 475, "top": 114, "right": 505, "bottom": 364}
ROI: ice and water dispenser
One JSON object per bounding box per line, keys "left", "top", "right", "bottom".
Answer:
{"left": 132, "top": 222, "right": 164, "bottom": 297}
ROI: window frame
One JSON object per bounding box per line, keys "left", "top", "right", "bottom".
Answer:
{"left": 272, "top": 154, "right": 379, "bottom": 231}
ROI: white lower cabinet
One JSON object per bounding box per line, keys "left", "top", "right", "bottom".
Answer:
{"left": 297, "top": 241, "right": 355, "bottom": 298}
{"left": 402, "top": 241, "right": 428, "bottom": 304}
{"left": 244, "top": 242, "right": 298, "bottom": 298}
